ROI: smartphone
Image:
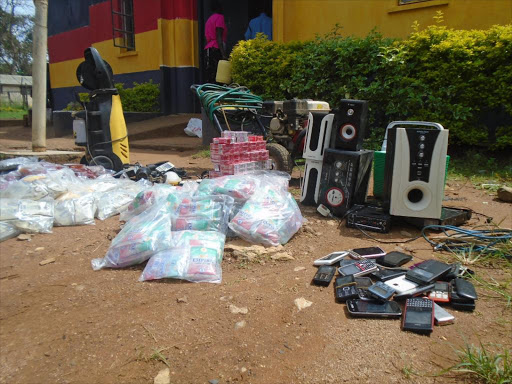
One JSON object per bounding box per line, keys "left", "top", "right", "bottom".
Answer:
{"left": 349, "top": 247, "right": 386, "bottom": 259}
{"left": 338, "top": 259, "right": 378, "bottom": 277}
{"left": 393, "top": 283, "right": 435, "bottom": 300}
{"left": 313, "top": 251, "right": 349, "bottom": 266}
{"left": 346, "top": 299, "right": 402, "bottom": 318}
{"left": 401, "top": 298, "right": 434, "bottom": 334}
{"left": 433, "top": 302, "right": 455, "bottom": 325}
{"left": 385, "top": 275, "right": 419, "bottom": 294}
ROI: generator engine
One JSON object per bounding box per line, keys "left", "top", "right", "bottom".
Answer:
{"left": 263, "top": 99, "right": 330, "bottom": 151}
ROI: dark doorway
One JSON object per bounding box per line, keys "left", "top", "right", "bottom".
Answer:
{"left": 197, "top": 0, "right": 273, "bottom": 83}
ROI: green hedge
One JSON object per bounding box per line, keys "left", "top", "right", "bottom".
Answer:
{"left": 64, "top": 81, "right": 160, "bottom": 112}
{"left": 115, "top": 80, "right": 160, "bottom": 112}
{"left": 231, "top": 22, "right": 512, "bottom": 150}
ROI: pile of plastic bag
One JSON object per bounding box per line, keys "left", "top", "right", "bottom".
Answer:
{"left": 0, "top": 157, "right": 304, "bottom": 284}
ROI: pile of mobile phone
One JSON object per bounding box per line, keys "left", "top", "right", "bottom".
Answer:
{"left": 311, "top": 248, "right": 478, "bottom": 336}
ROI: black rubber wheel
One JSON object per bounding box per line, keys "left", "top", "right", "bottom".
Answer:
{"left": 267, "top": 143, "right": 293, "bottom": 174}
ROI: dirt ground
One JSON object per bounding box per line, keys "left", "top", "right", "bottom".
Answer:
{"left": 0, "top": 120, "right": 511, "bottom": 384}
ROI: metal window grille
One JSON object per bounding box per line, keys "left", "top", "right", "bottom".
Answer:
{"left": 111, "top": 0, "right": 135, "bottom": 50}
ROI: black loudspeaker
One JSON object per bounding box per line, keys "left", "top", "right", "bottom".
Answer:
{"left": 330, "top": 99, "right": 368, "bottom": 151}
{"left": 318, "top": 149, "right": 373, "bottom": 217}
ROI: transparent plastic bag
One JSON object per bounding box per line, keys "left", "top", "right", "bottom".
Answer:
{"left": 120, "top": 184, "right": 175, "bottom": 222}
{"left": 195, "top": 174, "right": 259, "bottom": 200}
{"left": 54, "top": 192, "right": 96, "bottom": 226}
{"left": 228, "top": 185, "right": 303, "bottom": 246}
{"left": 172, "top": 195, "right": 234, "bottom": 234}
{"left": 0, "top": 222, "right": 21, "bottom": 242}
{"left": 250, "top": 170, "right": 291, "bottom": 192}
{"left": 95, "top": 179, "right": 149, "bottom": 220}
{"left": 91, "top": 201, "right": 173, "bottom": 270}
{"left": 0, "top": 156, "right": 38, "bottom": 172}
{"left": 0, "top": 198, "right": 54, "bottom": 233}
{"left": 139, "top": 231, "right": 225, "bottom": 283}
{"left": 17, "top": 161, "right": 63, "bottom": 176}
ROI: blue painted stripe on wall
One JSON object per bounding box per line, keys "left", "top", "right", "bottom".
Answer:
{"left": 51, "top": 67, "right": 201, "bottom": 114}
{"left": 161, "top": 66, "right": 200, "bottom": 114}
{"left": 51, "top": 70, "right": 162, "bottom": 110}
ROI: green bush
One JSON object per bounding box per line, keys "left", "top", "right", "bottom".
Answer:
{"left": 115, "top": 80, "right": 160, "bottom": 112}
{"left": 230, "top": 22, "right": 512, "bottom": 150}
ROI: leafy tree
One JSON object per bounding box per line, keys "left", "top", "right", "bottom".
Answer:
{"left": 0, "top": 0, "right": 34, "bottom": 75}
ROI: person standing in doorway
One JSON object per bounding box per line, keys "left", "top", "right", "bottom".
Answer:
{"left": 245, "top": 5, "right": 272, "bottom": 40}
{"left": 204, "top": 1, "right": 228, "bottom": 84}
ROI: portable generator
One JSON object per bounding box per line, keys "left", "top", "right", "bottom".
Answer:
{"left": 74, "top": 47, "right": 130, "bottom": 171}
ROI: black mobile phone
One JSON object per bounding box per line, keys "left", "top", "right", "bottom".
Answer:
{"left": 346, "top": 299, "right": 402, "bottom": 318}
{"left": 312, "top": 266, "right": 336, "bottom": 287}
{"left": 376, "top": 251, "right": 413, "bottom": 268}
{"left": 334, "top": 275, "right": 358, "bottom": 303}
{"left": 370, "top": 268, "right": 408, "bottom": 282}
{"left": 405, "top": 260, "right": 452, "bottom": 285}
{"left": 355, "top": 276, "right": 373, "bottom": 289}
{"left": 401, "top": 298, "right": 434, "bottom": 334}
{"left": 350, "top": 247, "right": 386, "bottom": 259}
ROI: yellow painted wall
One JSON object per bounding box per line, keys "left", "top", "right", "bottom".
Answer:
{"left": 50, "top": 19, "right": 198, "bottom": 89}
{"left": 273, "top": 0, "right": 512, "bottom": 42}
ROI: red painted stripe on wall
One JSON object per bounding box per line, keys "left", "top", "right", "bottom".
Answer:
{"left": 161, "top": 0, "right": 197, "bottom": 20}
{"left": 48, "top": 0, "right": 196, "bottom": 64}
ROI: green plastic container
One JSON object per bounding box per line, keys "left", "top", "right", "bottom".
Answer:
{"left": 373, "top": 151, "right": 450, "bottom": 198}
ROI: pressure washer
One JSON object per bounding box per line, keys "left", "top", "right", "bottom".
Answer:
{"left": 74, "top": 47, "right": 130, "bottom": 171}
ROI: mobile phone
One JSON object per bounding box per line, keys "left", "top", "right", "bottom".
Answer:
{"left": 433, "top": 302, "right": 455, "bottom": 325}
{"left": 393, "top": 283, "right": 435, "bottom": 300}
{"left": 368, "top": 281, "right": 395, "bottom": 301}
{"left": 346, "top": 299, "right": 402, "bottom": 318}
{"left": 312, "top": 266, "right": 336, "bottom": 287}
{"left": 370, "top": 268, "right": 408, "bottom": 282}
{"left": 334, "top": 275, "right": 358, "bottom": 303}
{"left": 402, "top": 298, "right": 434, "bottom": 334}
{"left": 385, "top": 275, "right": 419, "bottom": 294}
{"left": 449, "top": 279, "right": 476, "bottom": 311}
{"left": 337, "top": 259, "right": 378, "bottom": 277}
{"left": 355, "top": 277, "right": 373, "bottom": 289}
{"left": 349, "top": 247, "right": 386, "bottom": 259}
{"left": 357, "top": 288, "right": 374, "bottom": 301}
{"left": 405, "top": 260, "right": 452, "bottom": 285}
{"left": 428, "top": 281, "right": 450, "bottom": 303}
{"left": 376, "top": 252, "right": 413, "bottom": 268}
{"left": 355, "top": 277, "right": 373, "bottom": 301}
{"left": 313, "top": 251, "right": 349, "bottom": 266}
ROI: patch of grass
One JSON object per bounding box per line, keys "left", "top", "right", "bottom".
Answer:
{"left": 444, "top": 343, "right": 512, "bottom": 384}
{"left": 0, "top": 108, "right": 28, "bottom": 119}
{"left": 192, "top": 147, "right": 211, "bottom": 159}
{"left": 469, "top": 273, "right": 512, "bottom": 308}
{"left": 448, "top": 150, "right": 512, "bottom": 187}
{"left": 134, "top": 346, "right": 170, "bottom": 367}
{"left": 148, "top": 347, "right": 170, "bottom": 367}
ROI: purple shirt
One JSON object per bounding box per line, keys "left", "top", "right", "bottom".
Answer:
{"left": 205, "top": 13, "right": 227, "bottom": 49}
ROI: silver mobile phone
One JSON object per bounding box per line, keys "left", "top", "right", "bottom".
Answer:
{"left": 433, "top": 302, "right": 455, "bottom": 325}
{"left": 313, "top": 251, "right": 349, "bottom": 266}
